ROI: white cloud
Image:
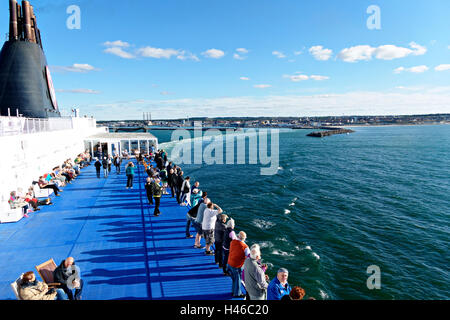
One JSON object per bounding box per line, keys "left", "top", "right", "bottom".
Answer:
{"left": 50, "top": 63, "right": 98, "bottom": 73}
{"left": 202, "top": 49, "right": 225, "bottom": 59}
{"left": 136, "top": 46, "right": 180, "bottom": 59}
{"left": 240, "top": 77, "right": 250, "bottom": 81}
{"left": 338, "top": 42, "right": 427, "bottom": 62}
{"left": 338, "top": 45, "right": 376, "bottom": 62}
{"left": 104, "top": 47, "right": 136, "bottom": 59}
{"left": 272, "top": 51, "right": 286, "bottom": 59}
{"left": 233, "top": 53, "right": 246, "bottom": 60}
{"left": 236, "top": 48, "right": 249, "bottom": 54}
{"left": 56, "top": 88, "right": 101, "bottom": 94}
{"left": 253, "top": 84, "right": 272, "bottom": 88}
{"left": 310, "top": 75, "right": 330, "bottom": 81}
{"left": 85, "top": 90, "right": 450, "bottom": 120}
{"left": 309, "top": 46, "right": 333, "bottom": 61}
{"left": 283, "top": 73, "right": 329, "bottom": 82}
{"left": 103, "top": 40, "right": 130, "bottom": 48}
{"left": 435, "top": 64, "right": 450, "bottom": 71}
{"left": 294, "top": 51, "right": 303, "bottom": 56}
{"left": 283, "top": 74, "right": 309, "bottom": 82}
{"left": 394, "top": 65, "right": 429, "bottom": 73}
{"left": 176, "top": 51, "right": 200, "bottom": 61}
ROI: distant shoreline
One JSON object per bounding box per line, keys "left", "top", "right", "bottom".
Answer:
{"left": 337, "top": 122, "right": 449, "bottom": 128}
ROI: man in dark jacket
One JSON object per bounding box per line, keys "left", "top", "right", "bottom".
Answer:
{"left": 53, "top": 257, "right": 84, "bottom": 300}
{"left": 168, "top": 168, "right": 177, "bottom": 198}
{"left": 94, "top": 158, "right": 101, "bottom": 178}
{"left": 214, "top": 214, "right": 228, "bottom": 268}
{"left": 176, "top": 171, "right": 184, "bottom": 204}
{"left": 102, "top": 157, "right": 108, "bottom": 178}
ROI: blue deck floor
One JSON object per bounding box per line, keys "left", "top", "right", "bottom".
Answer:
{"left": 0, "top": 160, "right": 234, "bottom": 300}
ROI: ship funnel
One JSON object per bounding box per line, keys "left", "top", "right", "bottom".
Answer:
{"left": 9, "top": 0, "right": 19, "bottom": 40}
{"left": 0, "top": 0, "right": 60, "bottom": 118}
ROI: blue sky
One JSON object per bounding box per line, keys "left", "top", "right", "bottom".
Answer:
{"left": 1, "top": 0, "right": 449, "bottom": 120}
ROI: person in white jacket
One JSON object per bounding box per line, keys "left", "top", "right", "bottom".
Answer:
{"left": 180, "top": 176, "right": 191, "bottom": 206}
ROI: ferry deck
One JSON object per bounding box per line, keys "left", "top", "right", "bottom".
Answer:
{"left": 0, "top": 159, "right": 238, "bottom": 300}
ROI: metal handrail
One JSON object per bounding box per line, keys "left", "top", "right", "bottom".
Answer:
{"left": 0, "top": 115, "right": 95, "bottom": 136}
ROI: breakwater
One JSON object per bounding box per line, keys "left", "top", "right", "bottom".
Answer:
{"left": 307, "top": 128, "right": 355, "bottom": 137}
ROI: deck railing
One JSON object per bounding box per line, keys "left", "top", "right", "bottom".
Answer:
{"left": 0, "top": 116, "right": 96, "bottom": 136}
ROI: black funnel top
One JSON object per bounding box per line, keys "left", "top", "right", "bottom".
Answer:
{"left": 0, "top": 0, "right": 60, "bottom": 118}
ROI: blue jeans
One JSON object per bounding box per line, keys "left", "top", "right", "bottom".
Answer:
{"left": 55, "top": 288, "right": 68, "bottom": 300}
{"left": 228, "top": 265, "right": 243, "bottom": 296}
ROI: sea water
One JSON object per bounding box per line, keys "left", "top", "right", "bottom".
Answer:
{"left": 152, "top": 125, "right": 450, "bottom": 300}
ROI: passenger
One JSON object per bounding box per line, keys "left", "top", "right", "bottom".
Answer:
{"left": 159, "top": 167, "right": 168, "bottom": 194}
{"left": 222, "top": 218, "right": 236, "bottom": 276}
{"left": 168, "top": 168, "right": 177, "bottom": 198}
{"left": 8, "top": 191, "right": 30, "bottom": 215}
{"left": 145, "top": 177, "right": 154, "bottom": 205}
{"left": 244, "top": 244, "right": 269, "bottom": 300}
{"left": 52, "top": 167, "right": 67, "bottom": 186}
{"left": 186, "top": 192, "right": 207, "bottom": 239}
{"left": 125, "top": 162, "right": 135, "bottom": 189}
{"left": 180, "top": 176, "right": 191, "bottom": 206}
{"left": 151, "top": 177, "right": 163, "bottom": 216}
{"left": 53, "top": 257, "right": 84, "bottom": 300}
{"left": 267, "top": 268, "right": 292, "bottom": 300}
{"left": 202, "top": 202, "right": 223, "bottom": 255}
{"left": 281, "top": 286, "right": 306, "bottom": 301}
{"left": 193, "top": 197, "right": 210, "bottom": 248}
{"left": 176, "top": 171, "right": 184, "bottom": 204}
{"left": 107, "top": 155, "right": 112, "bottom": 173}
{"left": 102, "top": 157, "right": 108, "bottom": 178}
{"left": 227, "top": 231, "right": 250, "bottom": 298}
{"left": 190, "top": 188, "right": 203, "bottom": 207}
{"left": 113, "top": 155, "right": 122, "bottom": 174}
{"left": 23, "top": 192, "right": 40, "bottom": 211}
{"left": 214, "top": 214, "right": 228, "bottom": 267}
{"left": 18, "top": 271, "right": 67, "bottom": 300}
{"left": 94, "top": 158, "right": 102, "bottom": 178}
{"left": 38, "top": 176, "right": 61, "bottom": 196}
{"left": 191, "top": 181, "right": 200, "bottom": 193}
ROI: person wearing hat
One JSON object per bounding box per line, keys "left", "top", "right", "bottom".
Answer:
{"left": 267, "top": 268, "right": 292, "bottom": 300}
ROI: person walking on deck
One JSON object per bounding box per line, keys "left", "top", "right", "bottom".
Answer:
{"left": 125, "top": 162, "right": 135, "bottom": 189}
{"left": 107, "top": 155, "right": 112, "bottom": 173}
{"left": 145, "top": 177, "right": 154, "bottom": 205}
{"left": 102, "top": 157, "right": 108, "bottom": 178}
{"left": 94, "top": 158, "right": 101, "bottom": 178}
{"left": 152, "top": 178, "right": 163, "bottom": 216}
{"left": 113, "top": 155, "right": 122, "bottom": 174}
